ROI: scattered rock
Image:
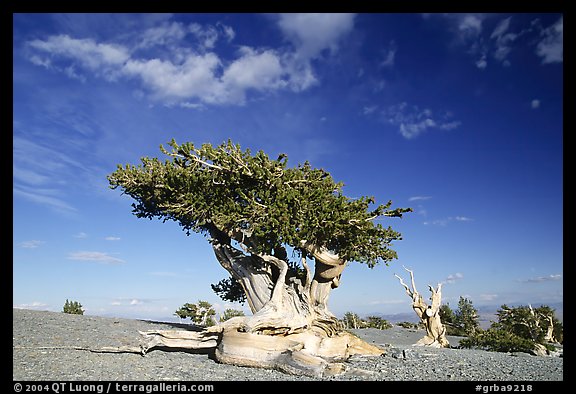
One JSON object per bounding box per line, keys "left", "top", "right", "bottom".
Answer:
{"left": 13, "top": 309, "right": 563, "bottom": 381}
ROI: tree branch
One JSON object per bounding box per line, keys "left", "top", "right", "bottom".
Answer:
{"left": 394, "top": 273, "right": 412, "bottom": 297}
{"left": 299, "top": 240, "right": 343, "bottom": 266}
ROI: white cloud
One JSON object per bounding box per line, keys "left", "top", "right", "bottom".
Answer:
{"left": 423, "top": 218, "right": 449, "bottom": 226}
{"left": 18, "top": 240, "right": 45, "bottom": 249}
{"left": 490, "top": 17, "right": 517, "bottom": 64}
{"left": 520, "top": 274, "right": 562, "bottom": 283}
{"left": 536, "top": 16, "right": 563, "bottom": 64}
{"left": 12, "top": 135, "right": 97, "bottom": 215}
{"left": 430, "top": 14, "right": 562, "bottom": 68}
{"left": 458, "top": 14, "right": 484, "bottom": 38}
{"left": 276, "top": 13, "right": 355, "bottom": 60}
{"left": 491, "top": 17, "right": 511, "bottom": 39}
{"left": 27, "top": 34, "right": 129, "bottom": 81}
{"left": 68, "top": 251, "right": 125, "bottom": 265}
{"left": 14, "top": 301, "right": 49, "bottom": 310}
{"left": 272, "top": 13, "right": 356, "bottom": 91}
{"left": 122, "top": 53, "right": 223, "bottom": 103}
{"left": 25, "top": 16, "right": 356, "bottom": 107}
{"left": 221, "top": 47, "right": 287, "bottom": 103}
{"left": 104, "top": 236, "right": 121, "bottom": 241}
{"left": 381, "top": 102, "right": 461, "bottom": 139}
{"left": 478, "top": 293, "right": 499, "bottom": 301}
{"left": 189, "top": 23, "right": 219, "bottom": 49}
{"left": 408, "top": 196, "right": 432, "bottom": 202}
{"left": 455, "top": 216, "right": 473, "bottom": 222}
{"left": 149, "top": 271, "right": 179, "bottom": 277}
{"left": 136, "top": 21, "right": 187, "bottom": 50}
{"left": 110, "top": 298, "right": 148, "bottom": 306}
{"left": 363, "top": 105, "right": 378, "bottom": 115}
{"left": 424, "top": 216, "right": 473, "bottom": 226}
{"left": 13, "top": 185, "right": 77, "bottom": 214}
{"left": 380, "top": 40, "right": 396, "bottom": 68}
{"left": 219, "top": 23, "right": 236, "bottom": 42}
{"left": 443, "top": 272, "right": 464, "bottom": 284}
{"left": 475, "top": 55, "right": 487, "bottom": 69}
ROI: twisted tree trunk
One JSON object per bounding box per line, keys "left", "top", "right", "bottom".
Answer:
{"left": 395, "top": 266, "right": 450, "bottom": 348}
{"left": 134, "top": 229, "right": 384, "bottom": 377}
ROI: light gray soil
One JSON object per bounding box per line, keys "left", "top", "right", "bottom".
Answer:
{"left": 13, "top": 308, "right": 563, "bottom": 381}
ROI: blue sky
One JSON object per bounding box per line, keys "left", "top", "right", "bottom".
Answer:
{"left": 13, "top": 13, "right": 563, "bottom": 322}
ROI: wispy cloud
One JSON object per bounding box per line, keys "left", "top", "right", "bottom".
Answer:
{"left": 276, "top": 13, "right": 355, "bottom": 60}
{"left": 149, "top": 271, "right": 179, "bottom": 277}
{"left": 519, "top": 274, "right": 562, "bottom": 283}
{"left": 478, "top": 293, "right": 499, "bottom": 301}
{"left": 13, "top": 301, "right": 50, "bottom": 310}
{"left": 427, "top": 14, "right": 562, "bottom": 69}
{"left": 18, "top": 240, "right": 45, "bottom": 249}
{"left": 379, "top": 102, "right": 461, "bottom": 139}
{"left": 27, "top": 34, "right": 130, "bottom": 81}
{"left": 379, "top": 40, "right": 396, "bottom": 68}
{"left": 408, "top": 196, "right": 432, "bottom": 202}
{"left": 25, "top": 14, "right": 356, "bottom": 107}
{"left": 13, "top": 185, "right": 78, "bottom": 214}
{"left": 67, "top": 251, "right": 125, "bottom": 265}
{"left": 536, "top": 16, "right": 563, "bottom": 64}
{"left": 110, "top": 298, "right": 149, "bottom": 306}
{"left": 12, "top": 132, "right": 96, "bottom": 215}
{"left": 368, "top": 299, "right": 406, "bottom": 306}
{"left": 104, "top": 236, "right": 121, "bottom": 241}
{"left": 455, "top": 216, "right": 473, "bottom": 222}
{"left": 424, "top": 216, "right": 474, "bottom": 226}
{"left": 442, "top": 272, "right": 464, "bottom": 284}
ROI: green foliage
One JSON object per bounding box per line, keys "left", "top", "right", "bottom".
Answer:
{"left": 439, "top": 304, "right": 459, "bottom": 334}
{"left": 210, "top": 277, "right": 247, "bottom": 304}
{"left": 460, "top": 304, "right": 563, "bottom": 354}
{"left": 63, "top": 299, "right": 84, "bottom": 315}
{"left": 341, "top": 312, "right": 362, "bottom": 329}
{"left": 175, "top": 300, "right": 216, "bottom": 327}
{"left": 108, "top": 140, "right": 411, "bottom": 302}
{"left": 364, "top": 316, "right": 392, "bottom": 330}
{"left": 220, "top": 308, "right": 245, "bottom": 322}
{"left": 494, "top": 304, "right": 562, "bottom": 344}
{"left": 460, "top": 328, "right": 536, "bottom": 353}
{"left": 340, "top": 312, "right": 391, "bottom": 330}
{"left": 455, "top": 296, "right": 481, "bottom": 336}
{"left": 440, "top": 297, "right": 480, "bottom": 337}
{"left": 396, "top": 321, "right": 422, "bottom": 329}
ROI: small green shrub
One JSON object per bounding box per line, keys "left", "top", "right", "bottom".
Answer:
{"left": 175, "top": 300, "right": 216, "bottom": 327}
{"left": 459, "top": 328, "right": 535, "bottom": 353}
{"left": 63, "top": 299, "right": 84, "bottom": 315}
{"left": 220, "top": 308, "right": 245, "bottom": 322}
{"left": 365, "top": 316, "right": 392, "bottom": 330}
{"left": 397, "top": 321, "right": 420, "bottom": 329}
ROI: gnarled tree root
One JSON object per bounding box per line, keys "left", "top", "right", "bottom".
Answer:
{"left": 135, "top": 326, "right": 384, "bottom": 378}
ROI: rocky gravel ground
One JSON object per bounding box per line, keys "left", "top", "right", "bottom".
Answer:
{"left": 13, "top": 308, "right": 563, "bottom": 382}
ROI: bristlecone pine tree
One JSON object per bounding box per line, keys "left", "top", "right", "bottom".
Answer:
{"left": 108, "top": 139, "right": 411, "bottom": 377}
{"left": 63, "top": 299, "right": 84, "bottom": 315}
{"left": 394, "top": 266, "right": 450, "bottom": 348}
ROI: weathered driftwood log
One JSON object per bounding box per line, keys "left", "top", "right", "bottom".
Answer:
{"left": 394, "top": 266, "right": 450, "bottom": 348}
{"left": 134, "top": 316, "right": 384, "bottom": 378}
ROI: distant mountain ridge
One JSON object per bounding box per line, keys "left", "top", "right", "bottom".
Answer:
{"left": 359, "top": 301, "right": 563, "bottom": 329}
